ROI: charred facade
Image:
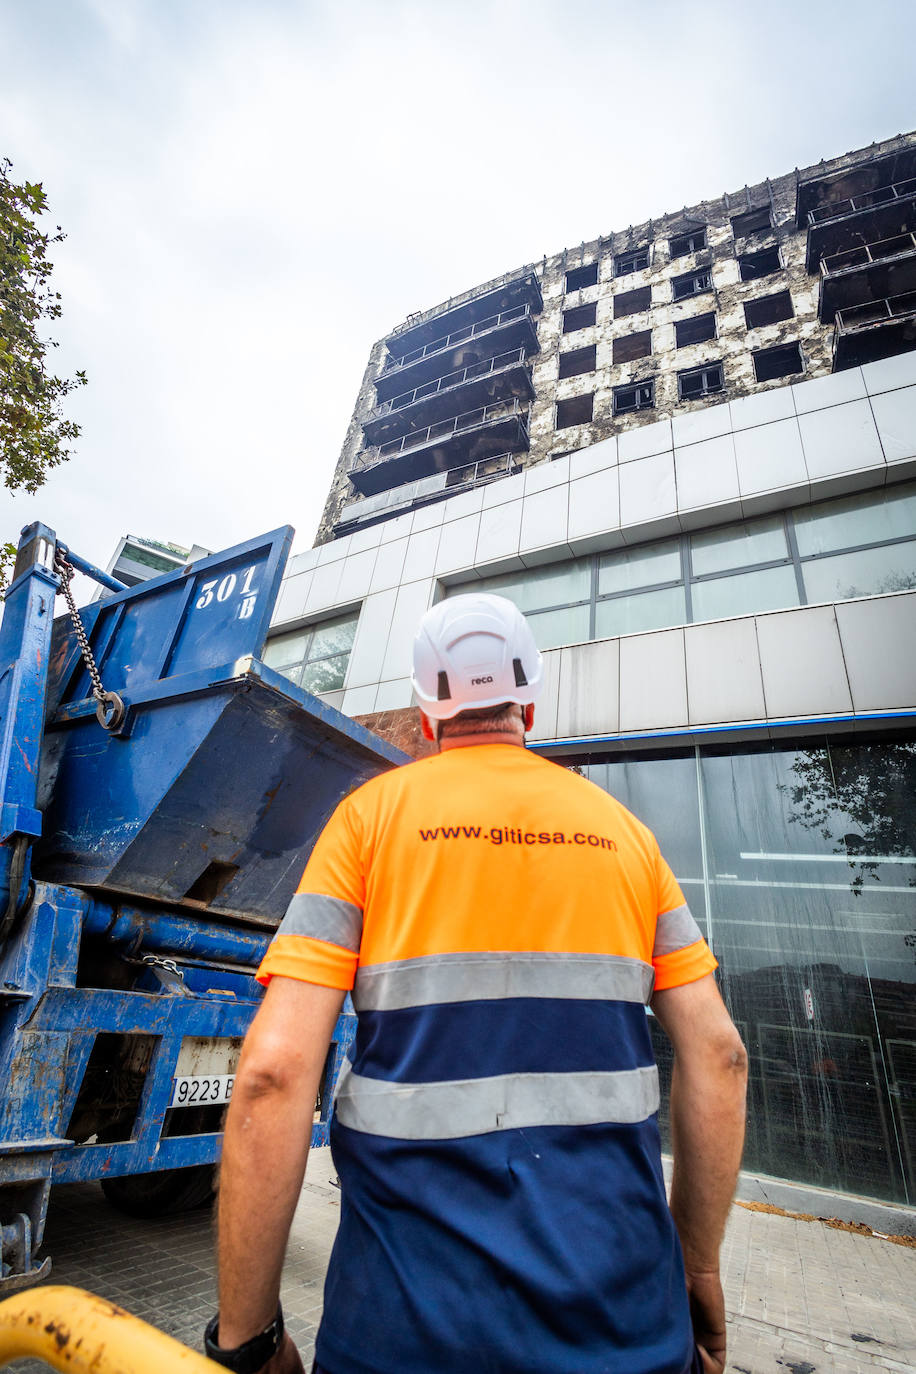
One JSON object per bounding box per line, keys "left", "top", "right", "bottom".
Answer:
{"left": 318, "top": 131, "right": 916, "bottom": 546}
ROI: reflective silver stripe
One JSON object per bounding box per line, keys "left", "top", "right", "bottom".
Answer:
{"left": 353, "top": 951, "right": 654, "bottom": 1012}
{"left": 653, "top": 903, "right": 703, "bottom": 958}
{"left": 277, "top": 892, "right": 363, "bottom": 952}
{"left": 334, "top": 1063, "right": 660, "bottom": 1139}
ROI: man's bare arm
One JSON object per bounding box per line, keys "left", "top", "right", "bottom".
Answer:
{"left": 650, "top": 972, "right": 747, "bottom": 1374}
{"left": 217, "top": 976, "right": 345, "bottom": 1356}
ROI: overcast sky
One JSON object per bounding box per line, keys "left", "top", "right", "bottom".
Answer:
{"left": 2, "top": 0, "right": 914, "bottom": 593}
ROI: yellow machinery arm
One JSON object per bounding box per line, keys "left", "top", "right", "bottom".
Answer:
{"left": 0, "top": 1284, "right": 219, "bottom": 1371}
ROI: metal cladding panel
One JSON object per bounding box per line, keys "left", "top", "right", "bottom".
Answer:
{"left": 33, "top": 669, "right": 403, "bottom": 925}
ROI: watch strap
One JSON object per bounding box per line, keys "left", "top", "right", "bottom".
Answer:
{"left": 204, "top": 1304, "right": 284, "bottom": 1372}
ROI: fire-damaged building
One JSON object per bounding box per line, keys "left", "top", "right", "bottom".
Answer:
{"left": 266, "top": 132, "right": 916, "bottom": 1215}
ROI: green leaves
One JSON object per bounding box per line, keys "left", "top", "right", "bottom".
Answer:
{"left": 1, "top": 157, "right": 87, "bottom": 497}
{"left": 0, "top": 538, "right": 15, "bottom": 593}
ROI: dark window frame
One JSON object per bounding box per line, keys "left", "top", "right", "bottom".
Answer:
{"left": 670, "top": 228, "right": 707, "bottom": 258}
{"left": 738, "top": 245, "right": 781, "bottom": 281}
{"left": 613, "top": 379, "right": 655, "bottom": 416}
{"left": 615, "top": 246, "right": 650, "bottom": 276}
{"left": 672, "top": 269, "right": 713, "bottom": 302}
{"left": 678, "top": 362, "right": 725, "bottom": 401}
{"left": 730, "top": 207, "right": 772, "bottom": 238}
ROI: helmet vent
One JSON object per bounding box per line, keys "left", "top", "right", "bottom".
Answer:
{"left": 512, "top": 657, "right": 528, "bottom": 687}
{"left": 437, "top": 670, "right": 451, "bottom": 701}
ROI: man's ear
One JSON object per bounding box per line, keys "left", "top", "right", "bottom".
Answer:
{"left": 523, "top": 703, "right": 535, "bottom": 733}
{"left": 419, "top": 710, "right": 437, "bottom": 742}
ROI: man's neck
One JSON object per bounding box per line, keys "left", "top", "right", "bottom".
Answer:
{"left": 437, "top": 731, "right": 525, "bottom": 752}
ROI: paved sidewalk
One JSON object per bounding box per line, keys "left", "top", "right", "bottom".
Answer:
{"left": 6, "top": 1149, "right": 915, "bottom": 1373}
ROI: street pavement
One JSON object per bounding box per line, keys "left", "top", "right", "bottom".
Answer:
{"left": 6, "top": 1148, "right": 915, "bottom": 1373}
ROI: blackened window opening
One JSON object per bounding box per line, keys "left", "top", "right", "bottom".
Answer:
{"left": 614, "top": 286, "right": 651, "bottom": 318}
{"left": 559, "top": 345, "right": 597, "bottom": 379}
{"left": 615, "top": 247, "right": 650, "bottom": 276}
{"left": 557, "top": 394, "right": 595, "bottom": 429}
{"left": 613, "top": 330, "right": 652, "bottom": 364}
{"left": 675, "top": 312, "right": 717, "bottom": 348}
{"left": 744, "top": 291, "right": 794, "bottom": 329}
{"left": 739, "top": 245, "right": 781, "bottom": 280}
{"left": 753, "top": 341, "right": 803, "bottom": 382}
{"left": 563, "top": 303, "right": 597, "bottom": 334}
{"left": 565, "top": 262, "right": 599, "bottom": 293}
{"left": 731, "top": 207, "right": 772, "bottom": 237}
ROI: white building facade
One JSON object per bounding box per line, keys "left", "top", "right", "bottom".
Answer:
{"left": 267, "top": 143, "right": 916, "bottom": 1214}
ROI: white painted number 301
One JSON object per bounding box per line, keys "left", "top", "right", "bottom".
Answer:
{"left": 196, "top": 565, "right": 258, "bottom": 620}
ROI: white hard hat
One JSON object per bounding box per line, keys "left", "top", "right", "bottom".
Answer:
{"left": 412, "top": 593, "right": 543, "bottom": 720}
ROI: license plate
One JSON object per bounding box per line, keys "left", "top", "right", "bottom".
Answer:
{"left": 170, "top": 1073, "right": 234, "bottom": 1108}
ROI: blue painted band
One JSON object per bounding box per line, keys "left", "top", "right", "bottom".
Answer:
{"left": 531, "top": 708, "right": 916, "bottom": 754}
{"left": 351, "top": 997, "right": 655, "bottom": 1082}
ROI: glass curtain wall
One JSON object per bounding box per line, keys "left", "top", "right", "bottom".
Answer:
{"left": 448, "top": 480, "right": 916, "bottom": 651}
{"left": 583, "top": 736, "right": 916, "bottom": 1205}
{"left": 263, "top": 610, "right": 359, "bottom": 693}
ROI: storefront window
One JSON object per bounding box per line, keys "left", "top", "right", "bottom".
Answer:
{"left": 584, "top": 736, "right": 916, "bottom": 1205}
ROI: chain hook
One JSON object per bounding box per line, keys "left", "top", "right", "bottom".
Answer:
{"left": 53, "top": 547, "right": 127, "bottom": 733}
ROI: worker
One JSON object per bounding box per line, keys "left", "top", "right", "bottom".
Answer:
{"left": 207, "top": 592, "right": 748, "bottom": 1374}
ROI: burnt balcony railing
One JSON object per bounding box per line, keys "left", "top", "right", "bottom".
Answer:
{"left": 380, "top": 305, "right": 532, "bottom": 375}
{"left": 387, "top": 271, "right": 543, "bottom": 353}
{"left": 369, "top": 348, "right": 529, "bottom": 420}
{"left": 337, "top": 454, "right": 522, "bottom": 532}
{"left": 821, "top": 230, "right": 916, "bottom": 275}
{"left": 835, "top": 289, "right": 916, "bottom": 334}
{"left": 443, "top": 452, "right": 523, "bottom": 490}
{"left": 832, "top": 289, "right": 916, "bottom": 371}
{"left": 808, "top": 177, "right": 916, "bottom": 227}
{"left": 360, "top": 397, "right": 528, "bottom": 467}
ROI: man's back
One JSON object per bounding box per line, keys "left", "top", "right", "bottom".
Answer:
{"left": 214, "top": 595, "right": 745, "bottom": 1374}
{"left": 265, "top": 745, "right": 714, "bottom": 1374}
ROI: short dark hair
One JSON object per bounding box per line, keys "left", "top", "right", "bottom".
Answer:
{"left": 436, "top": 702, "right": 523, "bottom": 738}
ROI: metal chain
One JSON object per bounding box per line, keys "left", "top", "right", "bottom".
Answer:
{"left": 53, "top": 548, "right": 126, "bottom": 731}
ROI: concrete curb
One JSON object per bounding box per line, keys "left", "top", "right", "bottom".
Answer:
{"left": 661, "top": 1155, "right": 916, "bottom": 1237}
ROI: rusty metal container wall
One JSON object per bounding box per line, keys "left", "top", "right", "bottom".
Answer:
{"left": 30, "top": 527, "right": 404, "bottom": 926}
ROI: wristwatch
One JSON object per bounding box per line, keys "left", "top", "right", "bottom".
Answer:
{"left": 204, "top": 1304, "right": 284, "bottom": 1372}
